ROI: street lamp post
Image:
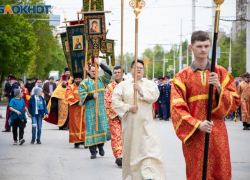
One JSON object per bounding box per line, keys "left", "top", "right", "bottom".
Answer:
{"left": 228, "top": 28, "right": 232, "bottom": 73}
{"left": 163, "top": 50, "right": 165, "bottom": 77}
{"left": 153, "top": 51, "right": 155, "bottom": 79}
{"left": 148, "top": 43, "right": 177, "bottom": 78}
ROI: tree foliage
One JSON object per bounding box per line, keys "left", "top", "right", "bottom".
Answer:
{"left": 231, "top": 29, "right": 246, "bottom": 76}
{"left": 0, "top": 0, "right": 68, "bottom": 86}
{"left": 23, "top": 0, "right": 65, "bottom": 79}
{"left": 0, "top": 0, "right": 37, "bottom": 89}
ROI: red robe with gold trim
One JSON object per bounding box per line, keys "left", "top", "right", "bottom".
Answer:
{"left": 66, "top": 83, "right": 86, "bottom": 143}
{"left": 171, "top": 65, "right": 240, "bottom": 180}
{"left": 237, "top": 81, "right": 250, "bottom": 124}
{"left": 104, "top": 81, "right": 123, "bottom": 158}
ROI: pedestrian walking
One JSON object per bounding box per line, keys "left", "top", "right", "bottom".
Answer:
{"left": 161, "top": 76, "right": 171, "bottom": 121}
{"left": 28, "top": 87, "right": 48, "bottom": 144}
{"left": 2, "top": 75, "right": 19, "bottom": 132}
{"left": 43, "top": 77, "right": 56, "bottom": 104}
{"left": 31, "top": 79, "right": 43, "bottom": 96}
{"left": 237, "top": 72, "right": 250, "bottom": 130}
{"left": 9, "top": 89, "right": 31, "bottom": 145}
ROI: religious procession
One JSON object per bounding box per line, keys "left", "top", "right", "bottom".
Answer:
{"left": 0, "top": 0, "right": 249, "bottom": 180}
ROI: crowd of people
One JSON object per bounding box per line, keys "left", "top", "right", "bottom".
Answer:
{"left": 1, "top": 31, "right": 249, "bottom": 180}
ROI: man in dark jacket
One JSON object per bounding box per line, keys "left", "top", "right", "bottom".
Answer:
{"left": 2, "top": 75, "right": 19, "bottom": 132}
{"left": 43, "top": 77, "right": 57, "bottom": 104}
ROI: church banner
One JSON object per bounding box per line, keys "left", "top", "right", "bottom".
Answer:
{"left": 106, "top": 39, "right": 115, "bottom": 66}
{"left": 84, "top": 12, "right": 107, "bottom": 58}
{"left": 60, "top": 32, "right": 72, "bottom": 73}
{"left": 66, "top": 25, "right": 86, "bottom": 77}
{"left": 83, "top": 0, "right": 104, "bottom": 12}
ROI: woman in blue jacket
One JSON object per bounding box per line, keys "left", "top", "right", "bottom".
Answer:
{"left": 28, "top": 87, "right": 48, "bottom": 144}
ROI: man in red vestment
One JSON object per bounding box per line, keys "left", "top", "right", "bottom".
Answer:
{"left": 170, "top": 31, "right": 240, "bottom": 180}
{"left": 65, "top": 73, "right": 86, "bottom": 148}
{"left": 104, "top": 66, "right": 123, "bottom": 167}
{"left": 237, "top": 72, "right": 250, "bottom": 130}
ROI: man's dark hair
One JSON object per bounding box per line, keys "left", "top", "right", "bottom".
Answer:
{"left": 191, "top": 31, "right": 210, "bottom": 45}
{"left": 89, "top": 65, "right": 95, "bottom": 71}
{"left": 49, "top": 77, "right": 54, "bottom": 80}
{"left": 113, "top": 66, "right": 124, "bottom": 72}
{"left": 130, "top": 59, "right": 144, "bottom": 68}
{"left": 239, "top": 75, "right": 243, "bottom": 78}
{"left": 243, "top": 72, "right": 250, "bottom": 77}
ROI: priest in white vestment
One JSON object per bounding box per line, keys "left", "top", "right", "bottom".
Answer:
{"left": 112, "top": 60, "right": 166, "bottom": 180}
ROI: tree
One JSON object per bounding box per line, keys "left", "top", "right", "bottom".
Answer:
{"left": 231, "top": 29, "right": 246, "bottom": 77}
{"left": 0, "top": 0, "right": 38, "bottom": 99}
{"left": 23, "top": 0, "right": 62, "bottom": 79}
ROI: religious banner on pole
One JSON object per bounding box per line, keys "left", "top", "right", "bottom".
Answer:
{"left": 106, "top": 39, "right": 115, "bottom": 66}
{"left": 83, "top": 0, "right": 104, "bottom": 12}
{"left": 66, "top": 24, "right": 86, "bottom": 78}
{"left": 84, "top": 12, "right": 107, "bottom": 58}
{"left": 60, "top": 32, "right": 72, "bottom": 73}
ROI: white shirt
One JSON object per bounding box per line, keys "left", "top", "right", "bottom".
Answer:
{"left": 35, "top": 96, "right": 39, "bottom": 114}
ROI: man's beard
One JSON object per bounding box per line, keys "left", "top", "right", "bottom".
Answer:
{"left": 75, "top": 82, "right": 80, "bottom": 86}
{"left": 62, "top": 84, "right": 67, "bottom": 88}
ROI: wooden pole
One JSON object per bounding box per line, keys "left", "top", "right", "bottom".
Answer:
{"left": 89, "top": 0, "right": 91, "bottom": 11}
{"left": 120, "top": 0, "right": 124, "bottom": 81}
{"left": 95, "top": 62, "right": 98, "bottom": 131}
{"left": 129, "top": 0, "right": 146, "bottom": 106}
{"left": 134, "top": 13, "right": 138, "bottom": 105}
{"left": 88, "top": 0, "right": 98, "bottom": 132}
{"left": 202, "top": 1, "right": 224, "bottom": 179}
{"left": 84, "top": 41, "right": 88, "bottom": 79}
{"left": 79, "top": 107, "right": 83, "bottom": 139}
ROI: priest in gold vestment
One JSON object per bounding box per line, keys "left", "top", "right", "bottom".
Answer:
{"left": 112, "top": 60, "right": 166, "bottom": 180}
{"left": 237, "top": 72, "right": 250, "bottom": 130}
{"left": 44, "top": 75, "right": 69, "bottom": 130}
{"left": 171, "top": 31, "right": 240, "bottom": 180}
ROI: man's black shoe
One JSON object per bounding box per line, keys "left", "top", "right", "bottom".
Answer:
{"left": 165, "top": 118, "right": 169, "bottom": 121}
{"left": 243, "top": 126, "right": 250, "bottom": 130}
{"left": 2, "top": 129, "right": 11, "bottom": 132}
{"left": 74, "top": 143, "right": 80, "bottom": 148}
{"left": 31, "top": 139, "right": 35, "bottom": 144}
{"left": 99, "top": 148, "right": 105, "bottom": 156}
{"left": 159, "top": 118, "right": 163, "bottom": 120}
{"left": 115, "top": 158, "right": 122, "bottom": 167}
{"left": 37, "top": 139, "right": 41, "bottom": 144}
{"left": 91, "top": 153, "right": 97, "bottom": 159}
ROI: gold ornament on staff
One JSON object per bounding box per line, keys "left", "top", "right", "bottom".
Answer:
{"left": 129, "top": 0, "right": 146, "bottom": 106}
{"left": 202, "top": 0, "right": 224, "bottom": 180}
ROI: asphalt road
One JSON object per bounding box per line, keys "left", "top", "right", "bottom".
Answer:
{"left": 0, "top": 105, "right": 249, "bottom": 180}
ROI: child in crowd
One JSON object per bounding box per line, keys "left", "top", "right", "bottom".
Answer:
{"left": 28, "top": 87, "right": 48, "bottom": 144}
{"left": 9, "top": 89, "right": 31, "bottom": 145}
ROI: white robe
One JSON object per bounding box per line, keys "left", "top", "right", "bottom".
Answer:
{"left": 112, "top": 78, "right": 166, "bottom": 180}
